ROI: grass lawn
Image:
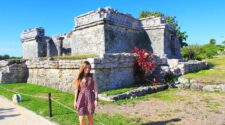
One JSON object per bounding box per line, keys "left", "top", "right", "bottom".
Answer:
{"left": 100, "top": 87, "right": 185, "bottom": 105}
{"left": 181, "top": 55, "right": 225, "bottom": 84}
{"left": 101, "top": 82, "right": 150, "bottom": 96}
{"left": 0, "top": 83, "right": 142, "bottom": 125}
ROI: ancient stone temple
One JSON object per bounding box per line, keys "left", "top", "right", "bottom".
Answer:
{"left": 12, "top": 7, "right": 203, "bottom": 93}
{"left": 21, "top": 7, "right": 181, "bottom": 59}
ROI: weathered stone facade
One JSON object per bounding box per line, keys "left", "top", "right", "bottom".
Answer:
{"left": 25, "top": 53, "right": 135, "bottom": 92}
{"left": 0, "top": 53, "right": 209, "bottom": 93}
{"left": 21, "top": 28, "right": 47, "bottom": 59}
{"left": 149, "top": 58, "right": 209, "bottom": 83}
{"left": 21, "top": 28, "right": 72, "bottom": 59}
{"left": 0, "top": 60, "right": 28, "bottom": 84}
{"left": 21, "top": 7, "right": 181, "bottom": 59}
{"left": 72, "top": 7, "right": 180, "bottom": 58}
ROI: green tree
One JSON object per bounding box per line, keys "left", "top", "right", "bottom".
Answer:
{"left": 181, "top": 45, "right": 203, "bottom": 60}
{"left": 0, "top": 54, "right": 10, "bottom": 60}
{"left": 222, "top": 40, "right": 225, "bottom": 46}
{"left": 139, "top": 10, "right": 188, "bottom": 47}
{"left": 209, "top": 39, "right": 216, "bottom": 45}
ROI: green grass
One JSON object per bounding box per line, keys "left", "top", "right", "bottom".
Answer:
{"left": 101, "top": 83, "right": 150, "bottom": 96}
{"left": 102, "top": 87, "right": 132, "bottom": 95}
{"left": 100, "top": 88, "right": 186, "bottom": 105}
{"left": 40, "top": 54, "right": 99, "bottom": 60}
{"left": 207, "top": 102, "right": 221, "bottom": 109}
{"left": 0, "top": 83, "right": 142, "bottom": 125}
{"left": 181, "top": 55, "right": 225, "bottom": 84}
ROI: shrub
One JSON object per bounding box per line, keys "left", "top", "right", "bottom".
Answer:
{"left": 181, "top": 45, "right": 204, "bottom": 60}
{"left": 133, "top": 47, "right": 156, "bottom": 84}
{"left": 164, "top": 72, "right": 177, "bottom": 85}
{"left": 181, "top": 44, "right": 225, "bottom": 60}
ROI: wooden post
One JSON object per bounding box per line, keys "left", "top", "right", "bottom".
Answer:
{"left": 48, "top": 93, "right": 52, "bottom": 117}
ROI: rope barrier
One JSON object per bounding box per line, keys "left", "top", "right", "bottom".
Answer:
{"left": 0, "top": 85, "right": 48, "bottom": 99}
{"left": 0, "top": 85, "right": 105, "bottom": 125}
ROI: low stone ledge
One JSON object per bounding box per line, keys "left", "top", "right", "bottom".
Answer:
{"left": 98, "top": 84, "right": 168, "bottom": 101}
{"left": 177, "top": 78, "right": 225, "bottom": 92}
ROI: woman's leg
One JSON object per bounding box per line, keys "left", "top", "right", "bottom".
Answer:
{"left": 79, "top": 115, "right": 86, "bottom": 125}
{"left": 87, "top": 114, "right": 93, "bottom": 125}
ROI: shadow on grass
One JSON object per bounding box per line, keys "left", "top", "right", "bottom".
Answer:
{"left": 207, "top": 62, "right": 215, "bottom": 69}
{"left": 142, "top": 118, "right": 181, "bottom": 125}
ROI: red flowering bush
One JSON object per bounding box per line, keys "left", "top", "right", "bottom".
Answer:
{"left": 133, "top": 47, "right": 156, "bottom": 84}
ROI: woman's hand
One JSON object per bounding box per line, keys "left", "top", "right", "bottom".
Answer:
{"left": 74, "top": 102, "right": 77, "bottom": 110}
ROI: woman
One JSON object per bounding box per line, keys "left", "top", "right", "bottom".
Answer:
{"left": 73, "top": 61, "right": 98, "bottom": 125}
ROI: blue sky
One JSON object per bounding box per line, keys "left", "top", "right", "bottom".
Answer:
{"left": 0, "top": 0, "right": 225, "bottom": 56}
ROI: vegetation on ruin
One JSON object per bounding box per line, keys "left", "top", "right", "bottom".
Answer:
{"left": 41, "top": 54, "right": 99, "bottom": 60}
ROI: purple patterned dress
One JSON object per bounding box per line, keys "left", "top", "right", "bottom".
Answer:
{"left": 76, "top": 75, "right": 95, "bottom": 116}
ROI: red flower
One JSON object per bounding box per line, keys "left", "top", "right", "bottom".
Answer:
{"left": 133, "top": 47, "right": 156, "bottom": 74}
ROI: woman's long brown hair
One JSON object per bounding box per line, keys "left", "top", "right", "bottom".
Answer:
{"left": 74, "top": 61, "right": 91, "bottom": 89}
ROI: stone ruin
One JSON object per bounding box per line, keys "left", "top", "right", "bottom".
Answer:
{"left": 21, "top": 7, "right": 181, "bottom": 59}
{"left": 21, "top": 28, "right": 71, "bottom": 58}
{"left": 0, "top": 7, "right": 209, "bottom": 92}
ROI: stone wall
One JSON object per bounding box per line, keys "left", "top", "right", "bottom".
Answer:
{"left": 164, "top": 26, "right": 182, "bottom": 59}
{"left": 167, "top": 59, "right": 209, "bottom": 76}
{"left": 177, "top": 60, "right": 209, "bottom": 75}
{"left": 72, "top": 25, "right": 105, "bottom": 55}
{"left": 104, "top": 23, "right": 152, "bottom": 53}
{"left": 140, "top": 17, "right": 181, "bottom": 58}
{"left": 25, "top": 53, "right": 135, "bottom": 92}
{"left": 151, "top": 58, "right": 209, "bottom": 83}
{"left": 71, "top": 7, "right": 178, "bottom": 58}
{"left": 21, "top": 27, "right": 47, "bottom": 59}
{"left": 0, "top": 60, "right": 28, "bottom": 84}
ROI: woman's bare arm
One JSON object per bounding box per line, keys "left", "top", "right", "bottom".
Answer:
{"left": 93, "top": 74, "right": 98, "bottom": 100}
{"left": 73, "top": 79, "right": 78, "bottom": 108}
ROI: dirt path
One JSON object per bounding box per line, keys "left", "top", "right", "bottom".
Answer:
{"left": 0, "top": 96, "right": 57, "bottom": 125}
{"left": 96, "top": 89, "right": 225, "bottom": 125}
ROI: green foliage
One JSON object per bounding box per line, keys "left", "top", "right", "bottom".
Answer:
{"left": 209, "top": 38, "right": 216, "bottom": 45}
{"left": 0, "top": 54, "right": 22, "bottom": 60}
{"left": 0, "top": 54, "right": 10, "bottom": 60}
{"left": 222, "top": 40, "right": 225, "bottom": 46}
{"left": 139, "top": 10, "right": 188, "bottom": 47}
{"left": 181, "top": 43, "right": 225, "bottom": 60}
{"left": 181, "top": 45, "right": 205, "bottom": 60}
{"left": 164, "top": 72, "right": 177, "bottom": 85}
